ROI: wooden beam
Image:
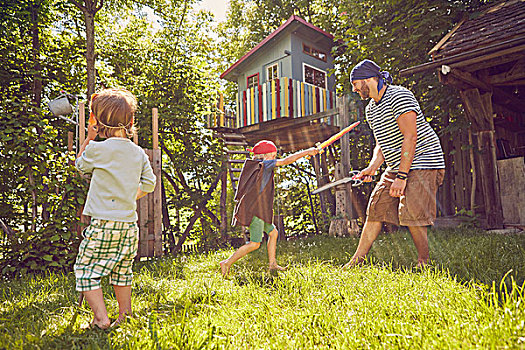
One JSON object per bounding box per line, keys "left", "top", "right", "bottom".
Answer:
{"left": 428, "top": 18, "right": 466, "bottom": 56}
{"left": 239, "top": 108, "right": 338, "bottom": 133}
{"left": 449, "top": 69, "right": 492, "bottom": 92}
{"left": 459, "top": 88, "right": 504, "bottom": 228}
{"left": 171, "top": 172, "right": 222, "bottom": 254}
{"left": 448, "top": 69, "right": 525, "bottom": 113}
{"left": 488, "top": 58, "right": 525, "bottom": 85}
{"left": 450, "top": 46, "right": 525, "bottom": 71}
{"left": 492, "top": 79, "right": 525, "bottom": 86}
{"left": 460, "top": 88, "right": 492, "bottom": 131}
{"left": 462, "top": 51, "right": 525, "bottom": 72}
{"left": 400, "top": 40, "right": 525, "bottom": 77}
{"left": 476, "top": 130, "right": 504, "bottom": 228}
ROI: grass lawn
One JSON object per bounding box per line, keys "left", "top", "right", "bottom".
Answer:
{"left": 0, "top": 228, "right": 524, "bottom": 349}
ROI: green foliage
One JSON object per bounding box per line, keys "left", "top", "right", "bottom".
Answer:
{"left": 0, "top": 231, "right": 524, "bottom": 348}
{"left": 0, "top": 99, "right": 89, "bottom": 276}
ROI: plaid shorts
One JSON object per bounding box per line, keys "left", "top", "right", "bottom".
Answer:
{"left": 74, "top": 219, "right": 139, "bottom": 292}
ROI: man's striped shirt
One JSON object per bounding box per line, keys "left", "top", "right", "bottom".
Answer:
{"left": 365, "top": 85, "right": 445, "bottom": 171}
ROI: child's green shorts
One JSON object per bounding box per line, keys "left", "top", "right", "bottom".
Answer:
{"left": 74, "top": 219, "right": 139, "bottom": 292}
{"left": 249, "top": 216, "right": 276, "bottom": 243}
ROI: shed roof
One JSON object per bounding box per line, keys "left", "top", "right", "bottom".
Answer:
{"left": 400, "top": 0, "right": 525, "bottom": 76}
{"left": 431, "top": 0, "right": 525, "bottom": 59}
{"left": 220, "top": 15, "right": 334, "bottom": 81}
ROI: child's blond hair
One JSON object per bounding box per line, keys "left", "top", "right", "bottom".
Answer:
{"left": 90, "top": 88, "right": 137, "bottom": 139}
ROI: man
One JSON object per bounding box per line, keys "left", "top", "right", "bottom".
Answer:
{"left": 344, "top": 59, "right": 445, "bottom": 268}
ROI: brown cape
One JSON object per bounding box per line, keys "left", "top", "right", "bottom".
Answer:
{"left": 231, "top": 159, "right": 274, "bottom": 226}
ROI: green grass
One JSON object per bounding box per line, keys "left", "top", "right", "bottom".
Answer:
{"left": 1, "top": 228, "right": 524, "bottom": 349}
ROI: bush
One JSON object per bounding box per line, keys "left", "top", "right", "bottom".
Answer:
{"left": 0, "top": 100, "right": 88, "bottom": 276}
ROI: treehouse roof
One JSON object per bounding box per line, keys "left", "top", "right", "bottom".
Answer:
{"left": 220, "top": 15, "right": 334, "bottom": 82}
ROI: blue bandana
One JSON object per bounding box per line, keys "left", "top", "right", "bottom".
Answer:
{"left": 350, "top": 59, "right": 393, "bottom": 92}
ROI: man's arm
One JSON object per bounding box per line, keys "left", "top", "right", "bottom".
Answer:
{"left": 276, "top": 147, "right": 318, "bottom": 166}
{"left": 396, "top": 111, "right": 418, "bottom": 174}
{"left": 367, "top": 143, "right": 385, "bottom": 173}
{"left": 389, "top": 110, "right": 417, "bottom": 197}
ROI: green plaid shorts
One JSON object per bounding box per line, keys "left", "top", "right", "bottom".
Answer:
{"left": 74, "top": 219, "right": 139, "bottom": 292}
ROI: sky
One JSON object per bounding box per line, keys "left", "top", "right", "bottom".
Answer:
{"left": 194, "top": 0, "right": 230, "bottom": 22}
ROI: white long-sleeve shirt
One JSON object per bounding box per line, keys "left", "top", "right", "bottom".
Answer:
{"left": 75, "top": 137, "right": 157, "bottom": 222}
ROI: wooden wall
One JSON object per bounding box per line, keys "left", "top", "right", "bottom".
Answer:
{"left": 439, "top": 130, "right": 474, "bottom": 216}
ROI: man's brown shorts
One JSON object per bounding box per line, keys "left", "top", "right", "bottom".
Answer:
{"left": 366, "top": 169, "right": 445, "bottom": 227}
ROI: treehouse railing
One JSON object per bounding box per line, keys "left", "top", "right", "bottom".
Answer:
{"left": 207, "top": 78, "right": 338, "bottom": 129}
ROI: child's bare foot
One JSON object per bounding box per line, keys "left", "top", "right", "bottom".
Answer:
{"left": 268, "top": 264, "right": 287, "bottom": 272}
{"left": 342, "top": 256, "right": 365, "bottom": 270}
{"left": 416, "top": 259, "right": 429, "bottom": 269}
{"left": 111, "top": 314, "right": 131, "bottom": 328}
{"left": 220, "top": 260, "right": 230, "bottom": 277}
{"left": 82, "top": 318, "right": 111, "bottom": 330}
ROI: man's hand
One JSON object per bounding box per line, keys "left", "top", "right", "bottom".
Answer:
{"left": 389, "top": 178, "right": 406, "bottom": 197}
{"left": 356, "top": 166, "right": 377, "bottom": 183}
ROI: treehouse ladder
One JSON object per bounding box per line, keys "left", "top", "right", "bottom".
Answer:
{"left": 216, "top": 131, "right": 249, "bottom": 192}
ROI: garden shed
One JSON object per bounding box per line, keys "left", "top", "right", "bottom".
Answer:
{"left": 400, "top": 0, "right": 525, "bottom": 229}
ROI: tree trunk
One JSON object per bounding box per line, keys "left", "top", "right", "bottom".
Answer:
{"left": 71, "top": 0, "right": 103, "bottom": 99}
{"left": 30, "top": 3, "right": 50, "bottom": 221}
{"left": 84, "top": 11, "right": 96, "bottom": 99}
{"left": 31, "top": 3, "right": 42, "bottom": 107}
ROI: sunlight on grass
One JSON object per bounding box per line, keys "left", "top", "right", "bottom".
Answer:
{"left": 0, "top": 229, "right": 524, "bottom": 349}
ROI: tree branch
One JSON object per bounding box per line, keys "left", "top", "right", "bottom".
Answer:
{"left": 70, "top": 0, "right": 87, "bottom": 13}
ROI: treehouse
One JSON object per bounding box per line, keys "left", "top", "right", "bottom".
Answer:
{"left": 215, "top": 15, "right": 341, "bottom": 152}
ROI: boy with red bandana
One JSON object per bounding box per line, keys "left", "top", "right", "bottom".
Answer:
{"left": 220, "top": 140, "right": 318, "bottom": 277}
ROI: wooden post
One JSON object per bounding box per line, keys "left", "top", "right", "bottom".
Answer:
{"left": 219, "top": 166, "right": 228, "bottom": 239}
{"left": 219, "top": 93, "right": 224, "bottom": 127}
{"left": 328, "top": 95, "right": 360, "bottom": 236}
{"left": 338, "top": 95, "right": 355, "bottom": 218}
{"left": 310, "top": 155, "right": 327, "bottom": 217}
{"left": 329, "top": 163, "right": 360, "bottom": 236}
{"left": 152, "top": 108, "right": 158, "bottom": 150}
{"left": 68, "top": 132, "right": 74, "bottom": 152}
{"left": 79, "top": 102, "right": 85, "bottom": 146}
{"left": 152, "top": 108, "right": 162, "bottom": 256}
{"left": 460, "top": 88, "right": 503, "bottom": 228}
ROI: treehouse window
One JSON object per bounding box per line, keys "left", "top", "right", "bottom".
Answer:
{"left": 303, "top": 64, "right": 326, "bottom": 89}
{"left": 267, "top": 64, "right": 279, "bottom": 81}
{"left": 303, "top": 43, "right": 327, "bottom": 62}
{"left": 247, "top": 73, "right": 259, "bottom": 89}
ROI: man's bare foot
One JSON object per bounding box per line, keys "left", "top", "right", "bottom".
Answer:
{"left": 268, "top": 264, "right": 287, "bottom": 272}
{"left": 220, "top": 260, "right": 230, "bottom": 277}
{"left": 342, "top": 256, "right": 365, "bottom": 269}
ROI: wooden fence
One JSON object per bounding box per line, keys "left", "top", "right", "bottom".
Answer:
{"left": 137, "top": 148, "right": 162, "bottom": 258}
{"left": 439, "top": 130, "right": 474, "bottom": 216}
